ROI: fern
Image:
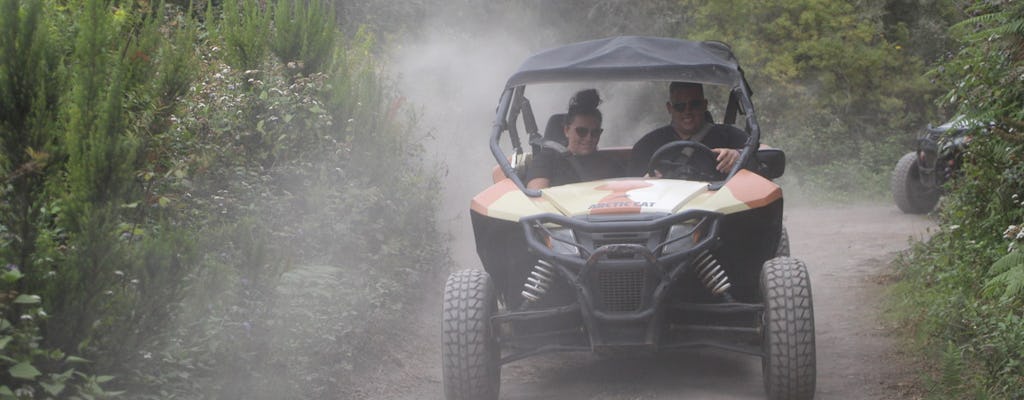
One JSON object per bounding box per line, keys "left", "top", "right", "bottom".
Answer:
{"left": 983, "top": 251, "right": 1024, "bottom": 302}
{"left": 951, "top": 11, "right": 1005, "bottom": 40}
{"left": 949, "top": 2, "right": 1024, "bottom": 49}
{"left": 938, "top": 341, "right": 966, "bottom": 395}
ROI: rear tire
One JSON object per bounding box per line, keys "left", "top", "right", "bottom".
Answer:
{"left": 442, "top": 269, "right": 501, "bottom": 400}
{"left": 892, "top": 151, "right": 939, "bottom": 214}
{"left": 761, "top": 257, "right": 816, "bottom": 400}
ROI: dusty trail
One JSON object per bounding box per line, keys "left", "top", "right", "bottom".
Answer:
{"left": 350, "top": 203, "right": 934, "bottom": 400}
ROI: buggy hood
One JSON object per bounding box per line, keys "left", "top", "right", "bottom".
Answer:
{"left": 471, "top": 170, "right": 781, "bottom": 222}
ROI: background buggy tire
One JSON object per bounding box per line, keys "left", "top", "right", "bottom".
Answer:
{"left": 776, "top": 225, "right": 790, "bottom": 257}
{"left": 761, "top": 257, "right": 816, "bottom": 400}
{"left": 442, "top": 269, "right": 501, "bottom": 400}
{"left": 892, "top": 151, "right": 939, "bottom": 214}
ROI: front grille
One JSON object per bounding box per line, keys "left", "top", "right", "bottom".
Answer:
{"left": 592, "top": 232, "right": 653, "bottom": 259}
{"left": 592, "top": 232, "right": 650, "bottom": 248}
{"left": 596, "top": 269, "right": 646, "bottom": 312}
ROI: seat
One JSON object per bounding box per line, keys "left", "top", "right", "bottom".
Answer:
{"left": 529, "top": 113, "right": 568, "bottom": 157}
{"left": 544, "top": 113, "right": 568, "bottom": 145}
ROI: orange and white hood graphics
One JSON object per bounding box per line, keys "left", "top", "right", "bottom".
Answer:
{"left": 471, "top": 169, "right": 781, "bottom": 222}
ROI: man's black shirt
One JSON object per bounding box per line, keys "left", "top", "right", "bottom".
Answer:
{"left": 627, "top": 124, "right": 748, "bottom": 176}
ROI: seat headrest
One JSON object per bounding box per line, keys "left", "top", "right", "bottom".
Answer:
{"left": 544, "top": 113, "right": 568, "bottom": 145}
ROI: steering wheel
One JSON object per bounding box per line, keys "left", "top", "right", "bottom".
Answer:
{"left": 647, "top": 140, "right": 725, "bottom": 181}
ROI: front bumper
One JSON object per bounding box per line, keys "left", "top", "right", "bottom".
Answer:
{"left": 490, "top": 210, "right": 764, "bottom": 364}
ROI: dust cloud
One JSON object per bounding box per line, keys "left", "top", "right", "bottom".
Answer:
{"left": 388, "top": 28, "right": 530, "bottom": 269}
{"left": 388, "top": 23, "right": 678, "bottom": 270}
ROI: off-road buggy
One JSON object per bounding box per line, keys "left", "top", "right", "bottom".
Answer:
{"left": 442, "top": 36, "right": 815, "bottom": 400}
{"left": 891, "top": 116, "right": 975, "bottom": 214}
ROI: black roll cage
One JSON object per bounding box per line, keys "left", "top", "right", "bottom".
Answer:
{"left": 490, "top": 79, "right": 761, "bottom": 198}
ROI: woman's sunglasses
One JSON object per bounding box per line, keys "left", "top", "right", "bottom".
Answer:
{"left": 573, "top": 126, "right": 604, "bottom": 138}
{"left": 670, "top": 99, "right": 707, "bottom": 113}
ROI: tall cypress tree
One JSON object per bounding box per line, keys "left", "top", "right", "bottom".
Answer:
{"left": 0, "top": 0, "right": 63, "bottom": 290}
{"left": 46, "top": 0, "right": 138, "bottom": 352}
{"left": 43, "top": 0, "right": 202, "bottom": 370}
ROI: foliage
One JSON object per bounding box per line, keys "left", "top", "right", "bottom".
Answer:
{"left": 98, "top": 2, "right": 441, "bottom": 398}
{"left": 2, "top": 0, "right": 443, "bottom": 398}
{"left": 37, "top": 0, "right": 205, "bottom": 376}
{"left": 940, "top": 2, "right": 1024, "bottom": 123}
{"left": 677, "top": 0, "right": 954, "bottom": 199}
{"left": 890, "top": 1, "right": 1024, "bottom": 398}
{"left": 0, "top": 0, "right": 62, "bottom": 295}
{"left": 881, "top": 0, "right": 963, "bottom": 64}
{"left": 983, "top": 249, "right": 1024, "bottom": 302}
{"left": 269, "top": 0, "right": 335, "bottom": 76}
{"left": 219, "top": 0, "right": 270, "bottom": 72}
{"left": 0, "top": 268, "right": 122, "bottom": 399}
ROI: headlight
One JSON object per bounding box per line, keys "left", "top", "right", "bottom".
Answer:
{"left": 663, "top": 221, "right": 703, "bottom": 254}
{"left": 546, "top": 227, "right": 580, "bottom": 256}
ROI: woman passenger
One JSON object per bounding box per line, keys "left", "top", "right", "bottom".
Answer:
{"left": 526, "top": 89, "right": 622, "bottom": 189}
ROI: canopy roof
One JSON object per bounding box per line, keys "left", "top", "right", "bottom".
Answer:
{"left": 505, "top": 36, "right": 743, "bottom": 88}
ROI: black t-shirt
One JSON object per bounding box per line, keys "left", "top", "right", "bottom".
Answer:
{"left": 526, "top": 150, "right": 623, "bottom": 187}
{"left": 627, "top": 124, "right": 748, "bottom": 176}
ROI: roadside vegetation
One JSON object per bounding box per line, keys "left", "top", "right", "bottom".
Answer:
{"left": 889, "top": 1, "right": 1024, "bottom": 398}
{"left": 674, "top": 1, "right": 958, "bottom": 201}
{"left": 1, "top": 0, "right": 441, "bottom": 398}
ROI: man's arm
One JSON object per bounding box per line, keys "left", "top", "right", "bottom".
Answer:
{"left": 708, "top": 125, "right": 748, "bottom": 172}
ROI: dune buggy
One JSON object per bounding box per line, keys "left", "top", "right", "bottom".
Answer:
{"left": 442, "top": 36, "right": 815, "bottom": 400}
{"left": 891, "top": 116, "right": 975, "bottom": 214}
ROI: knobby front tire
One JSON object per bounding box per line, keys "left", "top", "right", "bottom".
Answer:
{"left": 442, "top": 269, "right": 501, "bottom": 400}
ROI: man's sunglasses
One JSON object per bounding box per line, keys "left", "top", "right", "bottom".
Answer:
{"left": 670, "top": 99, "right": 707, "bottom": 113}
{"left": 573, "top": 126, "right": 604, "bottom": 137}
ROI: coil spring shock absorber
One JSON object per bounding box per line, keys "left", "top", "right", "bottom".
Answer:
{"left": 695, "top": 251, "right": 732, "bottom": 298}
{"left": 521, "top": 260, "right": 556, "bottom": 303}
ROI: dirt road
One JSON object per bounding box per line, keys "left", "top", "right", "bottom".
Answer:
{"left": 351, "top": 203, "right": 934, "bottom": 399}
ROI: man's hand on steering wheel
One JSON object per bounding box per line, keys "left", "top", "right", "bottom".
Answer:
{"left": 711, "top": 148, "right": 740, "bottom": 173}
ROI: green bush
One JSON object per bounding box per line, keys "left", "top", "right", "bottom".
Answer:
{"left": 219, "top": 0, "right": 270, "bottom": 72}
{"left": 678, "top": 0, "right": 951, "bottom": 200}
{"left": 108, "top": 3, "right": 443, "bottom": 397}
{"left": 1, "top": 0, "right": 442, "bottom": 397}
{"left": 0, "top": 269, "right": 121, "bottom": 398}
{"left": 270, "top": 0, "right": 335, "bottom": 75}
{"left": 889, "top": 1, "right": 1024, "bottom": 398}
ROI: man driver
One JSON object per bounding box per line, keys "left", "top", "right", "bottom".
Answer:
{"left": 627, "top": 81, "right": 747, "bottom": 177}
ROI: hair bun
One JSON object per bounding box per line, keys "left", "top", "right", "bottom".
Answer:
{"left": 569, "top": 88, "right": 601, "bottom": 112}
